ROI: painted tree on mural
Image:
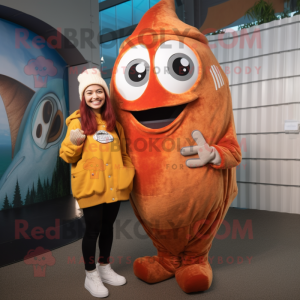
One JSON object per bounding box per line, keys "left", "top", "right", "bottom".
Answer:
{"left": 43, "top": 178, "right": 50, "bottom": 201}
{"left": 12, "top": 179, "right": 22, "bottom": 208}
{"left": 35, "top": 176, "right": 44, "bottom": 203}
{"left": 1, "top": 194, "right": 11, "bottom": 210}
{"left": 30, "top": 182, "right": 36, "bottom": 205}
{"left": 0, "top": 152, "right": 71, "bottom": 211}
{"left": 49, "top": 152, "right": 70, "bottom": 199}
{"left": 24, "top": 188, "right": 31, "bottom": 206}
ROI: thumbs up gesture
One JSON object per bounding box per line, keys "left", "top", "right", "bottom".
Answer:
{"left": 180, "top": 130, "right": 221, "bottom": 168}
{"left": 70, "top": 128, "right": 86, "bottom": 146}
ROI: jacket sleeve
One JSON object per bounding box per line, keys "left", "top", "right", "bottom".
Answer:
{"left": 210, "top": 117, "right": 242, "bottom": 169}
{"left": 59, "top": 119, "right": 84, "bottom": 164}
{"left": 116, "top": 122, "right": 135, "bottom": 171}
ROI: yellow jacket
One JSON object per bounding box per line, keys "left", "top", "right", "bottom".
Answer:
{"left": 59, "top": 110, "right": 135, "bottom": 208}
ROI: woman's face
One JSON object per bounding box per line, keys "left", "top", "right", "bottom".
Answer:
{"left": 84, "top": 84, "right": 106, "bottom": 113}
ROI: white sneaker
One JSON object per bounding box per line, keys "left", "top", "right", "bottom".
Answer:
{"left": 96, "top": 263, "right": 126, "bottom": 286}
{"left": 84, "top": 269, "right": 109, "bottom": 298}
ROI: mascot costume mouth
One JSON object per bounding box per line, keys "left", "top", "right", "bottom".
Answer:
{"left": 110, "top": 0, "right": 242, "bottom": 293}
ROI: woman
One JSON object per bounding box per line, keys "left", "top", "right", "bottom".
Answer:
{"left": 59, "top": 68, "right": 135, "bottom": 298}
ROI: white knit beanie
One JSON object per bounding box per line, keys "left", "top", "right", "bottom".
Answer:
{"left": 77, "top": 68, "right": 109, "bottom": 101}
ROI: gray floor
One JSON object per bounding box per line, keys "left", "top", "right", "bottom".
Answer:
{"left": 1, "top": 200, "right": 300, "bottom": 300}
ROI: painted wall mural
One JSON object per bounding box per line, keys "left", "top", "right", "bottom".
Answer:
{"left": 0, "top": 18, "right": 70, "bottom": 210}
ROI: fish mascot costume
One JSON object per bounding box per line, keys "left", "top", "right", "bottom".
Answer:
{"left": 110, "top": 0, "right": 242, "bottom": 293}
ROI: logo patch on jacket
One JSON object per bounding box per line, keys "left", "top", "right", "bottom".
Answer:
{"left": 93, "top": 130, "right": 114, "bottom": 144}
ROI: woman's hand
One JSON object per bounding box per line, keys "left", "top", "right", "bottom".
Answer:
{"left": 69, "top": 128, "right": 86, "bottom": 146}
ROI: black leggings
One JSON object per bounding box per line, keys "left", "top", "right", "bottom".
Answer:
{"left": 82, "top": 201, "right": 120, "bottom": 271}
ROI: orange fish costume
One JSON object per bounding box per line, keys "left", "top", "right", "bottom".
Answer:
{"left": 110, "top": 0, "right": 242, "bottom": 293}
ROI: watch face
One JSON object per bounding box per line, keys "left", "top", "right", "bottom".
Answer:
{"left": 93, "top": 130, "right": 114, "bottom": 144}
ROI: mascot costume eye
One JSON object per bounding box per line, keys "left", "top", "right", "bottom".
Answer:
{"left": 110, "top": 0, "right": 242, "bottom": 293}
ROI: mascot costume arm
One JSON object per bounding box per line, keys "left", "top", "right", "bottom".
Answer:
{"left": 181, "top": 117, "right": 241, "bottom": 169}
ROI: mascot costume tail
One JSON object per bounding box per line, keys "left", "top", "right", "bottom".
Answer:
{"left": 110, "top": 0, "right": 242, "bottom": 293}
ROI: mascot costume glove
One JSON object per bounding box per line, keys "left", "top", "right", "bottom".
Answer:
{"left": 180, "top": 130, "right": 221, "bottom": 167}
